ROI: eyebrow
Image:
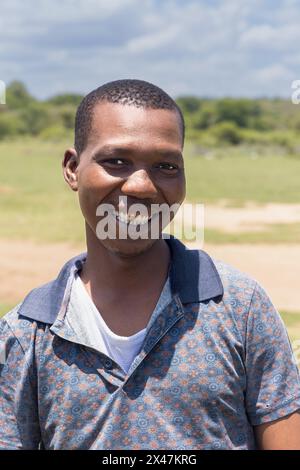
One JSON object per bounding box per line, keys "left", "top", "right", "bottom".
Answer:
{"left": 92, "top": 145, "right": 183, "bottom": 161}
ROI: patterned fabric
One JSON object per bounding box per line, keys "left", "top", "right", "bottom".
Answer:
{"left": 64, "top": 271, "right": 172, "bottom": 374}
{"left": 0, "top": 237, "right": 300, "bottom": 450}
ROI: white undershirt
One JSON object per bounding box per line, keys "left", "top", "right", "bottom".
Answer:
{"left": 69, "top": 272, "right": 171, "bottom": 374}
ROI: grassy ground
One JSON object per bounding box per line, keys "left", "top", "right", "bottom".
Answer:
{"left": 205, "top": 224, "right": 300, "bottom": 244}
{"left": 184, "top": 142, "right": 300, "bottom": 205}
{"left": 1, "top": 139, "right": 300, "bottom": 244}
{"left": 280, "top": 311, "right": 300, "bottom": 342}
{"left": 0, "top": 304, "right": 15, "bottom": 317}
{"left": 0, "top": 138, "right": 85, "bottom": 244}
{"left": 1, "top": 138, "right": 300, "bottom": 342}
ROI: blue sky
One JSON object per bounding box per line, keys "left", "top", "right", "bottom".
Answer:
{"left": 0, "top": 0, "right": 299, "bottom": 99}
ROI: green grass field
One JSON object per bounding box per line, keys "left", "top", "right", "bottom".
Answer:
{"left": 1, "top": 138, "right": 300, "bottom": 244}
{"left": 184, "top": 142, "right": 300, "bottom": 205}
{"left": 0, "top": 304, "right": 14, "bottom": 317}
{"left": 1, "top": 138, "right": 300, "bottom": 341}
{"left": 0, "top": 138, "right": 85, "bottom": 243}
{"left": 204, "top": 224, "right": 300, "bottom": 244}
{"left": 280, "top": 311, "right": 300, "bottom": 342}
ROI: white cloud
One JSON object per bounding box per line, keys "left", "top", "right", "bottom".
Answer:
{"left": 126, "top": 25, "right": 181, "bottom": 54}
{"left": 239, "top": 23, "right": 300, "bottom": 52}
{"left": 0, "top": 0, "right": 299, "bottom": 98}
{"left": 255, "top": 64, "right": 293, "bottom": 83}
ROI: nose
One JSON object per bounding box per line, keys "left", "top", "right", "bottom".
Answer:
{"left": 121, "top": 169, "right": 158, "bottom": 199}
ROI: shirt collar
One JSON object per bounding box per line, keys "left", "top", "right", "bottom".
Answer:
{"left": 167, "top": 236, "right": 223, "bottom": 304}
{"left": 18, "top": 236, "right": 223, "bottom": 325}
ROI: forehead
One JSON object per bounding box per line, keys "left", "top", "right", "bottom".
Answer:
{"left": 88, "top": 102, "right": 182, "bottom": 149}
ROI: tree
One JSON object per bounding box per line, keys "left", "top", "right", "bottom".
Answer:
{"left": 6, "top": 81, "right": 35, "bottom": 109}
{"left": 47, "top": 93, "right": 83, "bottom": 107}
{"left": 212, "top": 121, "right": 242, "bottom": 145}
{"left": 0, "top": 112, "right": 25, "bottom": 138}
{"left": 191, "top": 102, "right": 216, "bottom": 130}
{"left": 215, "top": 99, "right": 262, "bottom": 128}
{"left": 19, "top": 103, "right": 53, "bottom": 135}
{"left": 176, "top": 96, "right": 201, "bottom": 114}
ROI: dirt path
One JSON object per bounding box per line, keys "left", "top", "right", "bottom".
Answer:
{"left": 172, "top": 202, "right": 300, "bottom": 233}
{"left": 0, "top": 239, "right": 84, "bottom": 306}
{"left": 204, "top": 202, "right": 300, "bottom": 232}
{"left": 1, "top": 239, "right": 299, "bottom": 312}
{"left": 201, "top": 243, "right": 300, "bottom": 312}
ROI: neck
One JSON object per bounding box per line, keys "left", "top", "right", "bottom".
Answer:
{"left": 80, "top": 224, "right": 170, "bottom": 294}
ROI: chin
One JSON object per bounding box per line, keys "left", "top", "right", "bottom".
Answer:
{"left": 100, "top": 237, "right": 158, "bottom": 258}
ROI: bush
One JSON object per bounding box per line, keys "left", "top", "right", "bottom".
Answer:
{"left": 215, "top": 98, "right": 262, "bottom": 128}
{"left": 39, "top": 125, "right": 72, "bottom": 141}
{"left": 6, "top": 81, "right": 35, "bottom": 110}
{"left": 19, "top": 103, "right": 54, "bottom": 135}
{"left": 176, "top": 96, "right": 201, "bottom": 114}
{"left": 57, "top": 105, "right": 76, "bottom": 129}
{"left": 191, "top": 102, "right": 217, "bottom": 130}
{"left": 212, "top": 121, "right": 243, "bottom": 145}
{"left": 46, "top": 93, "right": 83, "bottom": 107}
{"left": 0, "top": 112, "right": 25, "bottom": 138}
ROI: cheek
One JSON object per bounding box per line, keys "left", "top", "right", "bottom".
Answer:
{"left": 163, "top": 173, "right": 186, "bottom": 205}
{"left": 179, "top": 173, "right": 186, "bottom": 202}
{"left": 77, "top": 166, "right": 120, "bottom": 218}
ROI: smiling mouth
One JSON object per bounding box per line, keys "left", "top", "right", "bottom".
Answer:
{"left": 111, "top": 209, "right": 160, "bottom": 226}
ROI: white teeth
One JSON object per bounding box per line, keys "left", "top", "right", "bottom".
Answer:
{"left": 112, "top": 209, "right": 151, "bottom": 225}
{"left": 118, "top": 198, "right": 126, "bottom": 210}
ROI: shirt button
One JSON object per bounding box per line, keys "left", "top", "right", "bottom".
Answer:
{"left": 103, "top": 358, "right": 113, "bottom": 370}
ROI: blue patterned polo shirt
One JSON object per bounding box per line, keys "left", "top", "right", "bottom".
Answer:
{"left": 0, "top": 236, "right": 300, "bottom": 450}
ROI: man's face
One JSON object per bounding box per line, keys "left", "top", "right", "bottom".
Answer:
{"left": 65, "top": 101, "right": 186, "bottom": 256}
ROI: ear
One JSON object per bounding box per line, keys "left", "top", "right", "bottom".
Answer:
{"left": 62, "top": 148, "right": 79, "bottom": 192}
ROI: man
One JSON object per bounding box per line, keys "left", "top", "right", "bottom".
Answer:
{"left": 0, "top": 79, "right": 300, "bottom": 450}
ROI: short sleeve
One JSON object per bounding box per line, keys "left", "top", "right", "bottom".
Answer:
{"left": 245, "top": 282, "right": 300, "bottom": 426}
{"left": 0, "top": 317, "right": 41, "bottom": 449}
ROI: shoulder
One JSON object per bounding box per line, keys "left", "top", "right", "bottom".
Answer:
{"left": 0, "top": 302, "right": 47, "bottom": 355}
{"left": 208, "top": 255, "right": 271, "bottom": 319}
{"left": 212, "top": 257, "right": 257, "bottom": 299}
{"left": 0, "top": 251, "right": 87, "bottom": 347}
{"left": 5, "top": 251, "right": 87, "bottom": 327}
{"left": 209, "top": 255, "right": 280, "bottom": 326}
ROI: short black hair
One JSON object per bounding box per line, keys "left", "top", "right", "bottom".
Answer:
{"left": 74, "top": 79, "right": 185, "bottom": 155}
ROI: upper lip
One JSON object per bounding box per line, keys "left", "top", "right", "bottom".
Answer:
{"left": 112, "top": 207, "right": 159, "bottom": 221}
{"left": 109, "top": 199, "right": 161, "bottom": 218}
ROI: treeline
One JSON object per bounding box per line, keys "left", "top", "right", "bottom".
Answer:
{"left": 177, "top": 96, "right": 300, "bottom": 150}
{"left": 0, "top": 81, "right": 82, "bottom": 140}
{"left": 1, "top": 81, "right": 300, "bottom": 150}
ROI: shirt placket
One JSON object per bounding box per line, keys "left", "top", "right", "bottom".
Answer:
{"left": 124, "top": 295, "right": 185, "bottom": 383}
{"left": 51, "top": 288, "right": 186, "bottom": 389}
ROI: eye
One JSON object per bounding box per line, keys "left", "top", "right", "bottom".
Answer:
{"left": 102, "top": 158, "right": 128, "bottom": 167}
{"left": 157, "top": 162, "right": 179, "bottom": 172}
